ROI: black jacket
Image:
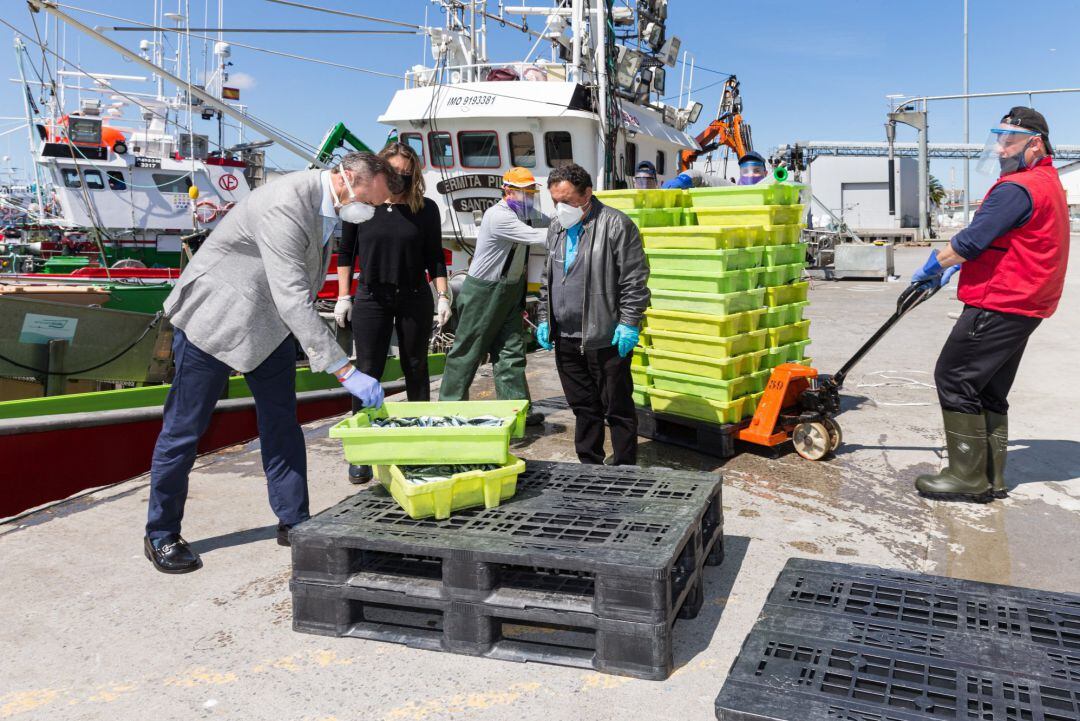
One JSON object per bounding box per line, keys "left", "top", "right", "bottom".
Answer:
{"left": 538, "top": 198, "right": 650, "bottom": 351}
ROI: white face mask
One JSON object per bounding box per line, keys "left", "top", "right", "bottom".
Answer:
{"left": 336, "top": 171, "right": 377, "bottom": 225}
{"left": 555, "top": 202, "right": 585, "bottom": 229}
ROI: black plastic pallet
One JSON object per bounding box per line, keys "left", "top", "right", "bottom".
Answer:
{"left": 715, "top": 558, "right": 1080, "bottom": 721}
{"left": 291, "top": 578, "right": 689, "bottom": 680}
{"left": 292, "top": 461, "right": 723, "bottom": 625}
{"left": 635, "top": 405, "right": 741, "bottom": 459}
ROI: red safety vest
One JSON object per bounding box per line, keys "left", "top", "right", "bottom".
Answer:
{"left": 957, "top": 156, "right": 1070, "bottom": 318}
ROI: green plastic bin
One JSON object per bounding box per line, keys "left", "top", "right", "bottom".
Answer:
{"left": 645, "top": 347, "right": 766, "bottom": 379}
{"left": 642, "top": 327, "right": 767, "bottom": 360}
{"left": 650, "top": 287, "right": 766, "bottom": 316}
{"left": 373, "top": 455, "right": 525, "bottom": 520}
{"left": 641, "top": 225, "right": 761, "bottom": 250}
{"left": 647, "top": 367, "right": 771, "bottom": 403}
{"left": 593, "top": 189, "right": 644, "bottom": 209}
{"left": 644, "top": 307, "right": 764, "bottom": 337}
{"left": 764, "top": 281, "right": 809, "bottom": 307}
{"left": 329, "top": 400, "right": 528, "bottom": 465}
{"left": 648, "top": 267, "right": 759, "bottom": 294}
{"left": 646, "top": 387, "right": 762, "bottom": 424}
{"left": 763, "top": 340, "right": 812, "bottom": 368}
{"left": 759, "top": 224, "right": 804, "bottom": 246}
{"left": 632, "top": 347, "right": 649, "bottom": 365}
{"left": 644, "top": 246, "right": 764, "bottom": 273}
{"left": 624, "top": 207, "right": 684, "bottom": 228}
{"left": 760, "top": 301, "right": 809, "bottom": 329}
{"left": 688, "top": 183, "right": 806, "bottom": 207}
{"left": 632, "top": 384, "right": 650, "bottom": 407}
{"left": 631, "top": 365, "right": 649, "bottom": 386}
{"left": 757, "top": 263, "right": 805, "bottom": 288}
{"left": 692, "top": 204, "right": 805, "bottom": 227}
{"left": 761, "top": 243, "right": 807, "bottom": 266}
{"left": 767, "top": 320, "right": 811, "bottom": 348}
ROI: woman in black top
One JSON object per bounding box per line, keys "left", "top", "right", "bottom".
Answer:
{"left": 335, "top": 142, "right": 449, "bottom": 482}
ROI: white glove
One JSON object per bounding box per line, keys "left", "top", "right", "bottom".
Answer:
{"left": 436, "top": 296, "right": 452, "bottom": 327}
{"left": 333, "top": 296, "right": 352, "bottom": 328}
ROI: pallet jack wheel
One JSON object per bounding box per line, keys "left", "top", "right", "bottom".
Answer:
{"left": 822, "top": 417, "right": 842, "bottom": 452}
{"left": 792, "top": 421, "right": 831, "bottom": 461}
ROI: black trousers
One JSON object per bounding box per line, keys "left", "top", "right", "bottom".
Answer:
{"left": 555, "top": 336, "right": 637, "bottom": 465}
{"left": 351, "top": 283, "right": 434, "bottom": 413}
{"left": 934, "top": 305, "right": 1041, "bottom": 415}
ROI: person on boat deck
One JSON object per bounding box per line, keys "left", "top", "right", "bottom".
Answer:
{"left": 535, "top": 163, "right": 650, "bottom": 466}
{"left": 737, "top": 151, "right": 768, "bottom": 185}
{"left": 913, "top": 107, "right": 1069, "bottom": 503}
{"left": 438, "top": 167, "right": 547, "bottom": 426}
{"left": 144, "top": 152, "right": 400, "bottom": 574}
{"left": 333, "top": 142, "right": 449, "bottom": 485}
{"left": 632, "top": 160, "right": 659, "bottom": 189}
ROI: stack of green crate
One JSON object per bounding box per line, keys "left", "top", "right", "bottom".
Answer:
{"left": 626, "top": 182, "right": 811, "bottom": 426}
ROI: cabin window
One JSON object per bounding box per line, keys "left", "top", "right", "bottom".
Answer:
{"left": 656, "top": 150, "right": 667, "bottom": 176}
{"left": 401, "top": 132, "right": 425, "bottom": 167}
{"left": 625, "top": 142, "right": 638, "bottom": 176}
{"left": 152, "top": 173, "right": 194, "bottom": 194}
{"left": 106, "top": 171, "right": 127, "bottom": 190}
{"left": 83, "top": 170, "right": 105, "bottom": 190}
{"left": 458, "top": 131, "right": 501, "bottom": 168}
{"left": 429, "top": 132, "right": 454, "bottom": 168}
{"left": 61, "top": 168, "right": 81, "bottom": 188}
{"left": 508, "top": 132, "right": 536, "bottom": 168}
{"left": 544, "top": 131, "right": 574, "bottom": 168}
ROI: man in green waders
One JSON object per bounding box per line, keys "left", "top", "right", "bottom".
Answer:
{"left": 438, "top": 167, "right": 547, "bottom": 426}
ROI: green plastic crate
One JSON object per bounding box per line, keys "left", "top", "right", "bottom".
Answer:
{"left": 645, "top": 347, "right": 766, "bottom": 379}
{"left": 632, "top": 384, "right": 649, "bottom": 407}
{"left": 624, "top": 207, "right": 683, "bottom": 228}
{"left": 642, "top": 327, "right": 767, "bottom": 360}
{"left": 329, "top": 400, "right": 528, "bottom": 465}
{"left": 631, "top": 365, "right": 649, "bottom": 386}
{"left": 644, "top": 246, "right": 764, "bottom": 273}
{"left": 688, "top": 183, "right": 806, "bottom": 207}
{"left": 648, "top": 267, "right": 759, "bottom": 294}
{"left": 761, "top": 243, "right": 807, "bottom": 266}
{"left": 646, "top": 387, "right": 762, "bottom": 424}
{"left": 760, "top": 301, "right": 809, "bottom": 329}
{"left": 757, "top": 263, "right": 805, "bottom": 288}
{"left": 763, "top": 340, "right": 812, "bottom": 368}
{"left": 631, "top": 347, "right": 648, "bottom": 365}
{"left": 692, "top": 204, "right": 805, "bottom": 227}
{"left": 644, "top": 307, "right": 764, "bottom": 337}
{"left": 647, "top": 367, "right": 771, "bottom": 403}
{"left": 594, "top": 189, "right": 644, "bottom": 209}
{"left": 764, "top": 281, "right": 809, "bottom": 307}
{"left": 759, "top": 224, "right": 804, "bottom": 246}
{"left": 373, "top": 455, "right": 525, "bottom": 520}
{"left": 649, "top": 287, "right": 766, "bottom": 316}
{"left": 767, "top": 320, "right": 811, "bottom": 348}
{"left": 641, "top": 225, "right": 761, "bottom": 250}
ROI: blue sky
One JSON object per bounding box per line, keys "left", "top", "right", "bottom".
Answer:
{"left": 2, "top": 0, "right": 1079, "bottom": 197}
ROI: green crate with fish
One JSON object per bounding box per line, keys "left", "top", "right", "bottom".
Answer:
{"left": 373, "top": 456, "right": 527, "bottom": 520}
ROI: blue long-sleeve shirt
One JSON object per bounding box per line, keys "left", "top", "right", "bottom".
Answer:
{"left": 950, "top": 182, "right": 1032, "bottom": 260}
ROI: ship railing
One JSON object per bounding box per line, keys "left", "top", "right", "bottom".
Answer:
{"left": 405, "top": 61, "right": 588, "bottom": 88}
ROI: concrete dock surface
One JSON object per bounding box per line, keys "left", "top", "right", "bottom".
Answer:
{"left": 2, "top": 244, "right": 1077, "bottom": 721}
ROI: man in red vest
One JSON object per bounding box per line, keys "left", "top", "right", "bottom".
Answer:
{"left": 912, "top": 107, "right": 1070, "bottom": 502}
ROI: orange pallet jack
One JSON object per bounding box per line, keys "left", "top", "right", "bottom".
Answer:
{"left": 739, "top": 281, "right": 942, "bottom": 460}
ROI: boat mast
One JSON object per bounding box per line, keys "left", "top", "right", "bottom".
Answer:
{"left": 27, "top": 0, "right": 322, "bottom": 166}
{"left": 13, "top": 37, "right": 46, "bottom": 218}
{"left": 594, "top": 0, "right": 609, "bottom": 190}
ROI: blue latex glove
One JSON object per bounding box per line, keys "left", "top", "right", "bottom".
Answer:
{"left": 341, "top": 370, "right": 384, "bottom": 409}
{"left": 535, "top": 321, "right": 553, "bottom": 350}
{"left": 611, "top": 324, "right": 640, "bottom": 358}
{"left": 564, "top": 225, "right": 582, "bottom": 271}
{"left": 940, "top": 264, "right": 960, "bottom": 286}
{"left": 911, "top": 249, "right": 960, "bottom": 289}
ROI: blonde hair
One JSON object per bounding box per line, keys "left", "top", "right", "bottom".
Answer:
{"left": 379, "top": 142, "right": 426, "bottom": 213}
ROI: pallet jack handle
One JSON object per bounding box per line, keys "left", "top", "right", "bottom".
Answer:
{"left": 831, "top": 281, "right": 943, "bottom": 389}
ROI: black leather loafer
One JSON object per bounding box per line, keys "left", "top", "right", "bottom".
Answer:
{"left": 277, "top": 523, "right": 295, "bottom": 547}
{"left": 348, "top": 464, "right": 372, "bottom": 484}
{"left": 144, "top": 534, "right": 202, "bottom": 574}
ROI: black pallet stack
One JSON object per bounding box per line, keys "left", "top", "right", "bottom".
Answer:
{"left": 636, "top": 406, "right": 743, "bottom": 459}
{"left": 715, "top": 558, "right": 1080, "bottom": 721}
{"left": 291, "top": 460, "right": 724, "bottom": 680}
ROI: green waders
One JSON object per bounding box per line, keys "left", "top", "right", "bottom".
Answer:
{"left": 438, "top": 274, "right": 530, "bottom": 402}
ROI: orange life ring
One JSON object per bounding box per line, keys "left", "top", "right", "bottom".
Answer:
{"left": 194, "top": 200, "right": 219, "bottom": 223}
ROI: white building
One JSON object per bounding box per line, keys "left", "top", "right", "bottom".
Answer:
{"left": 1054, "top": 160, "right": 1080, "bottom": 212}
{"left": 804, "top": 156, "right": 918, "bottom": 231}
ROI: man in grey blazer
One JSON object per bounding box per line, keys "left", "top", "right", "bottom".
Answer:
{"left": 145, "top": 152, "right": 399, "bottom": 574}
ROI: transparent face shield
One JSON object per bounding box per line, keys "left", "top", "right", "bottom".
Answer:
{"left": 632, "top": 173, "right": 658, "bottom": 189}
{"left": 505, "top": 186, "right": 540, "bottom": 223}
{"left": 738, "top": 161, "right": 767, "bottom": 185}
{"left": 976, "top": 127, "right": 1039, "bottom": 177}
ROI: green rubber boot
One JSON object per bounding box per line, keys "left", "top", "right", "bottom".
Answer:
{"left": 985, "top": 411, "right": 1009, "bottom": 499}
{"left": 915, "top": 410, "right": 993, "bottom": 502}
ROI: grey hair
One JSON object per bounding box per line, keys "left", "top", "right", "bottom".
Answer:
{"left": 336, "top": 151, "right": 402, "bottom": 195}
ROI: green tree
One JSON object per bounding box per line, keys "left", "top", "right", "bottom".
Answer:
{"left": 928, "top": 174, "right": 947, "bottom": 209}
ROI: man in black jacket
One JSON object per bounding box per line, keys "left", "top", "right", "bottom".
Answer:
{"left": 535, "top": 163, "right": 650, "bottom": 465}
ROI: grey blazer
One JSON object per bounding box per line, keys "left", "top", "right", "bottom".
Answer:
{"left": 163, "top": 169, "right": 349, "bottom": 374}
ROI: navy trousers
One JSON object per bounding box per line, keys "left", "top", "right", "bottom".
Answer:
{"left": 146, "top": 329, "right": 310, "bottom": 540}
